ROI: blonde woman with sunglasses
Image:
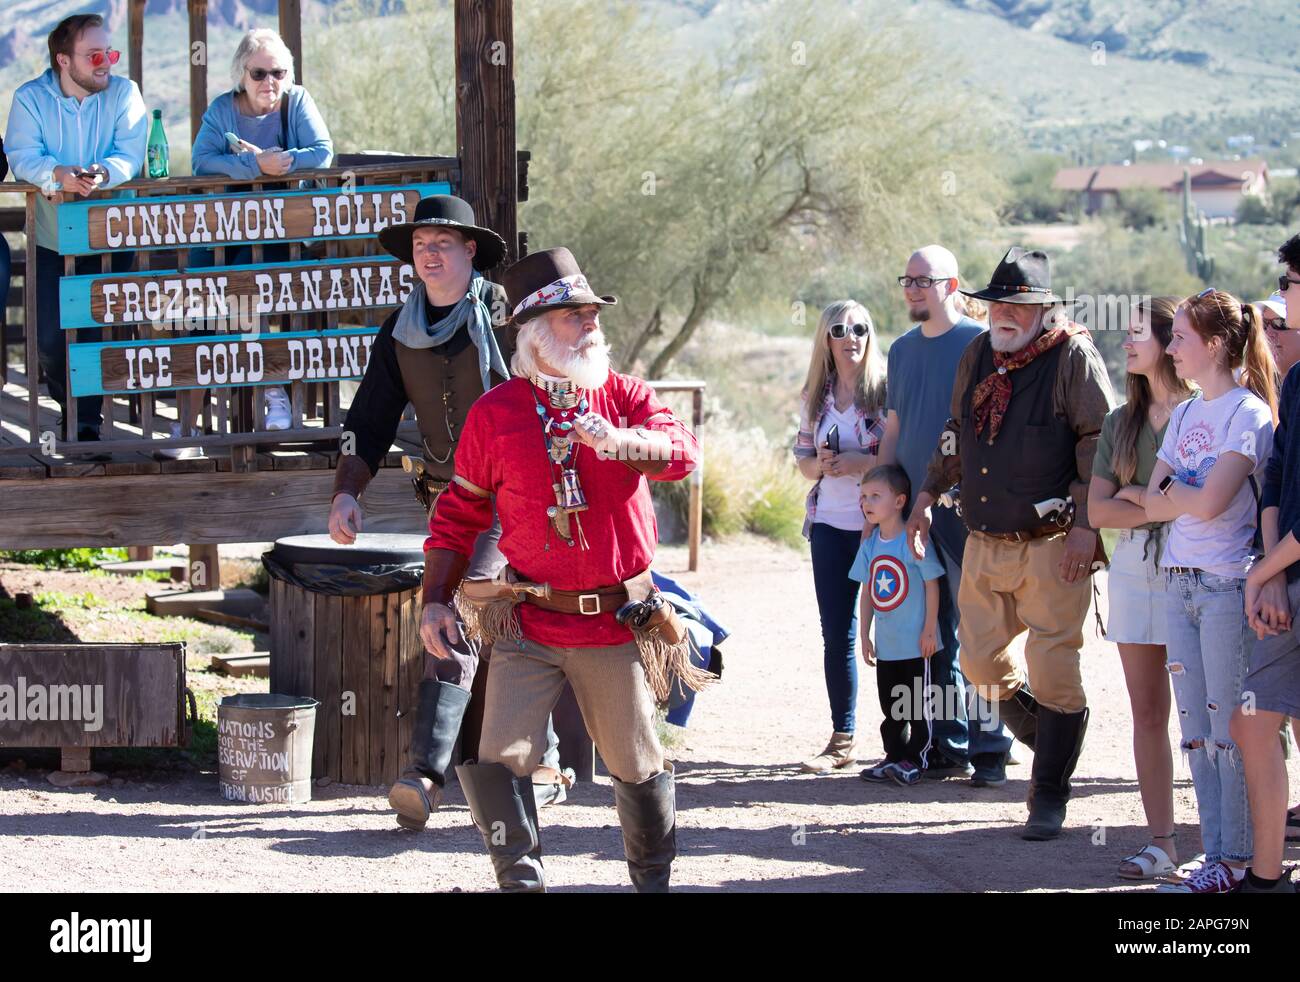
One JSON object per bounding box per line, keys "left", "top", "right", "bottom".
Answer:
{"left": 793, "top": 301, "right": 887, "bottom": 772}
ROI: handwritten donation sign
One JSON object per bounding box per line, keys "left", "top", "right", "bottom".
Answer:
{"left": 68, "top": 327, "right": 378, "bottom": 397}
{"left": 218, "top": 714, "right": 293, "bottom": 803}
{"left": 55, "top": 181, "right": 450, "bottom": 255}
{"left": 59, "top": 256, "right": 415, "bottom": 329}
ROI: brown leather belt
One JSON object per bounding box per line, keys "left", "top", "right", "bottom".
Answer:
{"left": 524, "top": 585, "right": 630, "bottom": 616}
{"left": 977, "top": 525, "right": 1067, "bottom": 543}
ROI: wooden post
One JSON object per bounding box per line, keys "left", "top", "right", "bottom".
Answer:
{"left": 128, "top": 0, "right": 146, "bottom": 94}
{"left": 689, "top": 386, "right": 704, "bottom": 572}
{"left": 188, "top": 0, "right": 209, "bottom": 147}
{"left": 188, "top": 543, "right": 220, "bottom": 591}
{"left": 454, "top": 0, "right": 519, "bottom": 268}
{"left": 279, "top": 0, "right": 305, "bottom": 85}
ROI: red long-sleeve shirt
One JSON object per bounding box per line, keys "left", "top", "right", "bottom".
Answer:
{"left": 425, "top": 371, "right": 699, "bottom": 647}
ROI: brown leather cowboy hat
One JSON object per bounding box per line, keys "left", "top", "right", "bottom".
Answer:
{"left": 501, "top": 247, "right": 617, "bottom": 324}
{"left": 961, "top": 247, "right": 1071, "bottom": 305}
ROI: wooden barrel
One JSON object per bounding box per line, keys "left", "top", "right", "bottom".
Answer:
{"left": 266, "top": 533, "right": 426, "bottom": 786}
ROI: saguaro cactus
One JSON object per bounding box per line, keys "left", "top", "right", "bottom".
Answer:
{"left": 1179, "top": 169, "right": 1215, "bottom": 283}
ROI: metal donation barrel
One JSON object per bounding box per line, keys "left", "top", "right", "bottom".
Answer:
{"left": 217, "top": 693, "right": 319, "bottom": 804}
{"left": 263, "top": 533, "right": 427, "bottom": 786}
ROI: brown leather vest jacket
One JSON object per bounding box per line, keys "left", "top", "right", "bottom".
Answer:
{"left": 394, "top": 282, "right": 513, "bottom": 484}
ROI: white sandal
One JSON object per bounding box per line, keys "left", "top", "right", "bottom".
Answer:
{"left": 1118, "top": 837, "right": 1177, "bottom": 880}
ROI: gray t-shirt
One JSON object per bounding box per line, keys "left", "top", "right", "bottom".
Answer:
{"left": 885, "top": 317, "right": 986, "bottom": 505}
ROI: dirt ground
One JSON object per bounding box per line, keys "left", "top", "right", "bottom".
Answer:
{"left": 3, "top": 535, "right": 1298, "bottom": 893}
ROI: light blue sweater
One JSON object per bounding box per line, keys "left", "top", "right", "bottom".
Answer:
{"left": 191, "top": 86, "right": 333, "bottom": 179}
{"left": 3, "top": 69, "right": 147, "bottom": 250}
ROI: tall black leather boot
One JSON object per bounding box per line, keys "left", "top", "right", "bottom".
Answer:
{"left": 388, "top": 680, "right": 471, "bottom": 830}
{"left": 456, "top": 761, "right": 545, "bottom": 892}
{"left": 611, "top": 767, "right": 677, "bottom": 893}
{"left": 996, "top": 686, "right": 1041, "bottom": 751}
{"left": 1022, "top": 706, "right": 1089, "bottom": 841}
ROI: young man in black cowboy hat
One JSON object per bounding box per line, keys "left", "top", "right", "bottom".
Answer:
{"left": 327, "top": 194, "right": 567, "bottom": 831}
{"left": 420, "top": 247, "right": 708, "bottom": 892}
{"left": 905, "top": 247, "right": 1114, "bottom": 840}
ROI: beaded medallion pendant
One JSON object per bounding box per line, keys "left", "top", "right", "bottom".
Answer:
{"left": 531, "top": 378, "right": 591, "bottom": 549}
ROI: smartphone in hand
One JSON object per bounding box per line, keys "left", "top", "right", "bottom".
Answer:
{"left": 823, "top": 423, "right": 840, "bottom": 454}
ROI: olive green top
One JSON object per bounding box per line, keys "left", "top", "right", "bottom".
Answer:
{"left": 1093, "top": 405, "right": 1168, "bottom": 531}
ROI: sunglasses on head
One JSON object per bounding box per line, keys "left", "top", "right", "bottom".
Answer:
{"left": 81, "top": 48, "right": 120, "bottom": 68}
{"left": 248, "top": 67, "right": 289, "bottom": 81}
{"left": 829, "top": 322, "right": 870, "bottom": 339}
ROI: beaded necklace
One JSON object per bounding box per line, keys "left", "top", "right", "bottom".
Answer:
{"left": 531, "top": 377, "right": 591, "bottom": 550}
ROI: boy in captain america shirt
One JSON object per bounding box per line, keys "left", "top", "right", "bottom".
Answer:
{"left": 850, "top": 464, "right": 946, "bottom": 787}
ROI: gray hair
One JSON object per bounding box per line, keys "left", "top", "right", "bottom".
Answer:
{"left": 230, "top": 29, "right": 296, "bottom": 91}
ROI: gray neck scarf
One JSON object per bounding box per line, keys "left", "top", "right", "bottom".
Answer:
{"left": 391, "top": 272, "right": 510, "bottom": 391}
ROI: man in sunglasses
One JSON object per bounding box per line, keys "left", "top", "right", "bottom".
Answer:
{"left": 1232, "top": 234, "right": 1300, "bottom": 891}
{"left": 876, "top": 245, "right": 1014, "bottom": 788}
{"left": 4, "top": 14, "right": 146, "bottom": 449}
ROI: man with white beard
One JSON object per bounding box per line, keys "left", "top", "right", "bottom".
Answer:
{"left": 906, "top": 247, "right": 1114, "bottom": 841}
{"left": 420, "top": 247, "right": 709, "bottom": 892}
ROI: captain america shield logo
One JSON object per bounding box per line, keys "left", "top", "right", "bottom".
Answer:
{"left": 869, "top": 555, "right": 909, "bottom": 612}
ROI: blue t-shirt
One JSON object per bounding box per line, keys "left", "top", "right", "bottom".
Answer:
{"left": 885, "top": 317, "right": 986, "bottom": 509}
{"left": 848, "top": 528, "right": 945, "bottom": 661}
{"left": 236, "top": 109, "right": 284, "bottom": 151}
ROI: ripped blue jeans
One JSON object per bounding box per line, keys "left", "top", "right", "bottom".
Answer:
{"left": 1163, "top": 569, "right": 1253, "bottom": 864}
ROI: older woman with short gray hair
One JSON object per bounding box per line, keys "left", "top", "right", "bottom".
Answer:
{"left": 191, "top": 28, "right": 332, "bottom": 179}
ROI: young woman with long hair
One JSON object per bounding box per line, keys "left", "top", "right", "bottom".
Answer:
{"left": 792, "top": 300, "right": 887, "bottom": 772}
{"left": 1089, "top": 297, "right": 1195, "bottom": 879}
{"left": 1141, "top": 289, "right": 1278, "bottom": 892}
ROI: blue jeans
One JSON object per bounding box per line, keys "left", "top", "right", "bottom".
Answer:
{"left": 928, "top": 503, "right": 1014, "bottom": 762}
{"left": 810, "top": 522, "right": 862, "bottom": 733}
{"left": 1164, "top": 569, "right": 1253, "bottom": 864}
{"left": 0, "top": 234, "right": 11, "bottom": 330}
{"left": 35, "top": 246, "right": 135, "bottom": 433}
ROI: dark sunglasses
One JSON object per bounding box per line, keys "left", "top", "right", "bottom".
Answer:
{"left": 829, "top": 322, "right": 870, "bottom": 339}
{"left": 1265, "top": 316, "right": 1290, "bottom": 332}
{"left": 1279, "top": 274, "right": 1300, "bottom": 293}
{"left": 248, "top": 67, "right": 289, "bottom": 81}
{"left": 898, "top": 275, "right": 951, "bottom": 289}
{"left": 82, "top": 48, "right": 121, "bottom": 68}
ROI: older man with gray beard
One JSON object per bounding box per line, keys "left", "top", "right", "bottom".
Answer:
{"left": 906, "top": 247, "right": 1114, "bottom": 841}
{"left": 420, "top": 247, "right": 707, "bottom": 892}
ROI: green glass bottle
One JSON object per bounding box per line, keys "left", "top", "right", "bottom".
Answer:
{"left": 146, "top": 109, "right": 169, "bottom": 179}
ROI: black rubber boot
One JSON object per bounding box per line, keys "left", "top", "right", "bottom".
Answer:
{"left": 996, "top": 687, "right": 1041, "bottom": 751}
{"left": 1022, "top": 706, "right": 1089, "bottom": 841}
{"left": 456, "top": 762, "right": 545, "bottom": 892}
{"left": 388, "top": 680, "right": 470, "bottom": 831}
{"left": 611, "top": 767, "right": 677, "bottom": 893}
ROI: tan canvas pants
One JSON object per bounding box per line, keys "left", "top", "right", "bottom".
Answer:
{"left": 477, "top": 635, "right": 666, "bottom": 784}
{"left": 956, "top": 531, "right": 1092, "bottom": 713}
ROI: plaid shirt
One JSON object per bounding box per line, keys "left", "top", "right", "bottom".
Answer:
{"left": 793, "top": 380, "right": 885, "bottom": 538}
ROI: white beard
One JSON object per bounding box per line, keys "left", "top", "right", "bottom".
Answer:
{"left": 537, "top": 326, "right": 611, "bottom": 390}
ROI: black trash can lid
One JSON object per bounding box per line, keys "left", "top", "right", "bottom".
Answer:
{"left": 268, "top": 533, "right": 427, "bottom": 567}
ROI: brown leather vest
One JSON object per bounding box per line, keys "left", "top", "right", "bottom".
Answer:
{"left": 393, "top": 285, "right": 513, "bottom": 484}
{"left": 958, "top": 337, "right": 1076, "bottom": 534}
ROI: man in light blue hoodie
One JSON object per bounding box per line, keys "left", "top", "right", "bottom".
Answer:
{"left": 4, "top": 13, "right": 146, "bottom": 443}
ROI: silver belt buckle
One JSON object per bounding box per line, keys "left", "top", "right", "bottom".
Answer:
{"left": 578, "top": 593, "right": 601, "bottom": 615}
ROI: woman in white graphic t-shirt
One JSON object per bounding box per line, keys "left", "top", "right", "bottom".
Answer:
{"left": 1142, "top": 289, "right": 1278, "bottom": 893}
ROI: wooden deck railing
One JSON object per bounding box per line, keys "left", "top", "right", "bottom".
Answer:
{"left": 0, "top": 159, "right": 457, "bottom": 462}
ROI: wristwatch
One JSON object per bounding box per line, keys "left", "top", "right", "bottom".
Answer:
{"left": 1158, "top": 474, "right": 1176, "bottom": 496}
